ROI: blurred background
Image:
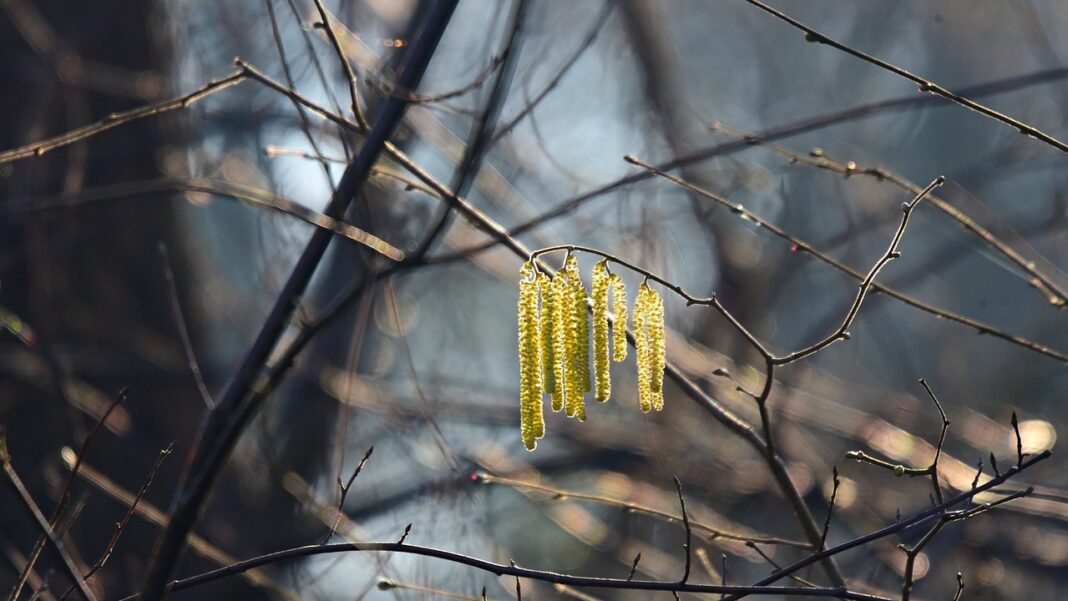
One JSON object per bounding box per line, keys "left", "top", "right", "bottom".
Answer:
{"left": 2, "top": 1, "right": 1067, "bottom": 599}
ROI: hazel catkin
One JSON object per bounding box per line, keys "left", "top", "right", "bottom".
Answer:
{"left": 591, "top": 261, "right": 611, "bottom": 402}
{"left": 646, "top": 284, "right": 666, "bottom": 411}
{"left": 517, "top": 262, "right": 544, "bottom": 450}
{"left": 563, "top": 255, "right": 588, "bottom": 421}
{"left": 550, "top": 272, "right": 568, "bottom": 413}
{"left": 515, "top": 251, "right": 668, "bottom": 450}
{"left": 610, "top": 273, "right": 627, "bottom": 363}
{"left": 537, "top": 272, "right": 556, "bottom": 400}
{"left": 634, "top": 282, "right": 654, "bottom": 413}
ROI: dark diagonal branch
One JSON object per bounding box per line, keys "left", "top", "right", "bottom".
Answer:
{"left": 138, "top": 5, "right": 460, "bottom": 600}
{"left": 476, "top": 473, "right": 810, "bottom": 548}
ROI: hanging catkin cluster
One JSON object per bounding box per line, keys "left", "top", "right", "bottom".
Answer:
{"left": 517, "top": 256, "right": 667, "bottom": 450}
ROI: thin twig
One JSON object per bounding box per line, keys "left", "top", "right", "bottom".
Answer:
{"left": 721, "top": 554, "right": 729, "bottom": 600}
{"left": 554, "top": 583, "right": 604, "bottom": 601}
{"left": 1011, "top": 411, "right": 1025, "bottom": 468}
{"left": 58, "top": 445, "right": 173, "bottom": 601}
{"left": 741, "top": 0, "right": 1068, "bottom": 155}
{"left": 325, "top": 446, "right": 373, "bottom": 542}
{"left": 476, "top": 473, "right": 809, "bottom": 548}
{"left": 529, "top": 169, "right": 939, "bottom": 371}
{"left": 0, "top": 430, "right": 96, "bottom": 601}
{"left": 410, "top": 0, "right": 530, "bottom": 260}
{"left": 377, "top": 579, "right": 489, "bottom": 601}
{"left": 952, "top": 573, "right": 964, "bottom": 601}
{"left": 115, "top": 541, "right": 889, "bottom": 601}
{"left": 10, "top": 389, "right": 128, "bottom": 601}
{"left": 918, "top": 378, "right": 950, "bottom": 505}
{"left": 405, "top": 54, "right": 506, "bottom": 103}
{"left": 819, "top": 466, "right": 840, "bottom": 551}
{"left": 491, "top": 1, "right": 614, "bottom": 143}
{"left": 159, "top": 244, "right": 214, "bottom": 409}
{"left": 310, "top": 0, "right": 368, "bottom": 130}
{"left": 673, "top": 476, "right": 692, "bottom": 584}
{"left": 720, "top": 450, "right": 1050, "bottom": 601}
{"left": 441, "top": 66, "right": 1068, "bottom": 261}
{"left": 263, "top": 0, "right": 340, "bottom": 192}
{"left": 28, "top": 176, "right": 405, "bottom": 261}
{"left": 623, "top": 156, "right": 1067, "bottom": 363}
{"left": 626, "top": 553, "right": 641, "bottom": 582}
{"left": 0, "top": 72, "right": 246, "bottom": 165}
{"left": 743, "top": 542, "right": 816, "bottom": 588}
{"left": 708, "top": 121, "right": 1068, "bottom": 308}
{"left": 58, "top": 453, "right": 300, "bottom": 601}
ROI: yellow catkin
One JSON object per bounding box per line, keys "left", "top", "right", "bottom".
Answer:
{"left": 538, "top": 272, "right": 556, "bottom": 400}
{"left": 647, "top": 285, "right": 666, "bottom": 411}
{"left": 550, "top": 273, "right": 568, "bottom": 412}
{"left": 563, "top": 255, "right": 587, "bottom": 421}
{"left": 634, "top": 282, "right": 653, "bottom": 413}
{"left": 592, "top": 261, "right": 611, "bottom": 402}
{"left": 610, "top": 273, "right": 628, "bottom": 363}
{"left": 517, "top": 262, "right": 543, "bottom": 450}
{"left": 532, "top": 275, "right": 548, "bottom": 439}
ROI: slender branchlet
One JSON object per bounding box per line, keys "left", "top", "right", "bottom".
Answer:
{"left": 741, "top": 0, "right": 1068, "bottom": 156}
{"left": 674, "top": 476, "right": 692, "bottom": 584}
{"left": 819, "top": 466, "right": 840, "bottom": 551}
{"left": 744, "top": 541, "right": 817, "bottom": 588}
{"left": 1011, "top": 411, "right": 1025, "bottom": 467}
{"left": 475, "top": 472, "right": 811, "bottom": 548}
{"left": 626, "top": 553, "right": 641, "bottom": 581}
{"left": 325, "top": 446, "right": 374, "bottom": 542}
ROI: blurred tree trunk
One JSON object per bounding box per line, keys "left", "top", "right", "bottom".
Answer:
{"left": 0, "top": 2, "right": 308, "bottom": 597}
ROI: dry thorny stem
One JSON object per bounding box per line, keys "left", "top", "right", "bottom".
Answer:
{"left": 0, "top": 1, "right": 1063, "bottom": 599}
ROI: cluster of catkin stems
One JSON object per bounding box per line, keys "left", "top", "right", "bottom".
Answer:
{"left": 518, "top": 255, "right": 665, "bottom": 450}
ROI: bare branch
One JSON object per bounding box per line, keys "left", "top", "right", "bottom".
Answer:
{"left": 1, "top": 429, "right": 96, "bottom": 601}
{"left": 741, "top": 0, "right": 1068, "bottom": 155}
